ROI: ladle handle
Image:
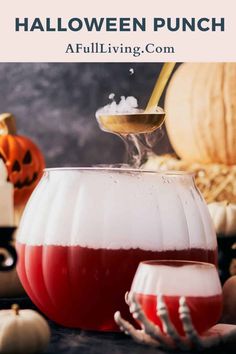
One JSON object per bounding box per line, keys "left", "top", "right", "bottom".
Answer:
{"left": 146, "top": 63, "right": 176, "bottom": 112}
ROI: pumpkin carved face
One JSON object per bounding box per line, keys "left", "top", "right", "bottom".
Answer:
{"left": 0, "top": 114, "right": 45, "bottom": 206}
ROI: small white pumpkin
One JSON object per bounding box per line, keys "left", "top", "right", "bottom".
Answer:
{"left": 0, "top": 304, "right": 50, "bottom": 354}
{"left": 208, "top": 202, "right": 236, "bottom": 236}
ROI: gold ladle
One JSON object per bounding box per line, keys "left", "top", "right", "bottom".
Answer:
{"left": 97, "top": 63, "right": 176, "bottom": 134}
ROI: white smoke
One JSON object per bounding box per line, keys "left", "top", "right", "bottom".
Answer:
{"left": 96, "top": 94, "right": 142, "bottom": 117}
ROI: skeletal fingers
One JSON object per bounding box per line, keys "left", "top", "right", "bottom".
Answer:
{"left": 179, "top": 296, "right": 203, "bottom": 350}
{"left": 114, "top": 311, "right": 160, "bottom": 346}
{"left": 157, "top": 294, "right": 189, "bottom": 350}
{"left": 119, "top": 292, "right": 222, "bottom": 351}
{"left": 126, "top": 292, "right": 174, "bottom": 349}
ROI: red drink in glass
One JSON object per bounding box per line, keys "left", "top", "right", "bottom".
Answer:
{"left": 131, "top": 260, "right": 222, "bottom": 335}
{"left": 136, "top": 293, "right": 222, "bottom": 335}
{"left": 16, "top": 244, "right": 217, "bottom": 331}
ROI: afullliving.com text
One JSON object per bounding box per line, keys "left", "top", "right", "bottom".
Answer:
{"left": 65, "top": 42, "right": 175, "bottom": 57}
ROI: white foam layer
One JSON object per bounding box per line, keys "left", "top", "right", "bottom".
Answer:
{"left": 96, "top": 95, "right": 142, "bottom": 116}
{"left": 17, "top": 169, "right": 217, "bottom": 250}
{"left": 96, "top": 94, "right": 164, "bottom": 117}
{"left": 131, "top": 262, "right": 222, "bottom": 296}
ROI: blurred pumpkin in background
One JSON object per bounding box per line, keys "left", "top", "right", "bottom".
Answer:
{"left": 0, "top": 113, "right": 45, "bottom": 207}
{"left": 165, "top": 63, "right": 236, "bottom": 165}
{"left": 0, "top": 113, "right": 45, "bottom": 297}
{"left": 208, "top": 202, "right": 236, "bottom": 236}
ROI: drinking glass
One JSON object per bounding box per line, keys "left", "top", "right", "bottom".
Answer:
{"left": 131, "top": 260, "right": 223, "bottom": 335}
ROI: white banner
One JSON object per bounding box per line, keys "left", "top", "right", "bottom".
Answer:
{"left": 0, "top": 0, "right": 235, "bottom": 62}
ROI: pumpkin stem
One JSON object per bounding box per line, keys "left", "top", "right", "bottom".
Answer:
{"left": 11, "top": 304, "right": 20, "bottom": 316}
{"left": 0, "top": 113, "right": 17, "bottom": 135}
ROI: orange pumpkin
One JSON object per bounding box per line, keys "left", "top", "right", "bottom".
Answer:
{"left": 0, "top": 113, "right": 45, "bottom": 206}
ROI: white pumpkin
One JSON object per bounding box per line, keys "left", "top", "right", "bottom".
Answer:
{"left": 165, "top": 63, "right": 236, "bottom": 165}
{"left": 208, "top": 202, "right": 236, "bottom": 236}
{"left": 0, "top": 305, "right": 50, "bottom": 354}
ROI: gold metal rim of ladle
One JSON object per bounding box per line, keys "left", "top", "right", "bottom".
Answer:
{"left": 97, "top": 112, "right": 165, "bottom": 134}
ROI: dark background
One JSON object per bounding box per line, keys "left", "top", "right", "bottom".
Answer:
{"left": 0, "top": 63, "right": 176, "bottom": 167}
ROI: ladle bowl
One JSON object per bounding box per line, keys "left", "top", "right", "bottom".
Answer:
{"left": 97, "top": 112, "right": 165, "bottom": 134}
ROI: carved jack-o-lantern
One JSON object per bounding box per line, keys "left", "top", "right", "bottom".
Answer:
{"left": 0, "top": 113, "right": 45, "bottom": 206}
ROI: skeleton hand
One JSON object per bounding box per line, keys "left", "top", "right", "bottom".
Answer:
{"left": 114, "top": 292, "right": 236, "bottom": 351}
